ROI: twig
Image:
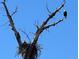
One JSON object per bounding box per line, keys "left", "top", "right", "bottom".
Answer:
{"left": 46, "top": 1, "right": 51, "bottom": 14}
{"left": 19, "top": 29, "right": 31, "bottom": 43}
{"left": 11, "top": 6, "right": 18, "bottom": 16}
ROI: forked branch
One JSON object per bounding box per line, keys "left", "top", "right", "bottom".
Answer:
{"left": 33, "top": 0, "right": 66, "bottom": 45}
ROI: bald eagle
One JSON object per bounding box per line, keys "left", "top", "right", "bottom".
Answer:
{"left": 63, "top": 10, "right": 67, "bottom": 18}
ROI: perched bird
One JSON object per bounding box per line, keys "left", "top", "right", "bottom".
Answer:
{"left": 63, "top": 10, "right": 67, "bottom": 18}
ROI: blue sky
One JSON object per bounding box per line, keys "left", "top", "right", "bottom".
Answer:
{"left": 0, "top": 0, "right": 78, "bottom": 59}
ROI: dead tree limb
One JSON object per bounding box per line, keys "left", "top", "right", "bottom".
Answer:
{"left": 2, "top": 0, "right": 22, "bottom": 46}
{"left": 32, "top": 0, "right": 66, "bottom": 45}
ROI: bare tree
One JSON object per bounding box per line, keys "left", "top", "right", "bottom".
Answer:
{"left": 1, "top": 0, "right": 67, "bottom": 59}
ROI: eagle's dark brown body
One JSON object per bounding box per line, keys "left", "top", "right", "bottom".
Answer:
{"left": 63, "top": 10, "right": 67, "bottom": 18}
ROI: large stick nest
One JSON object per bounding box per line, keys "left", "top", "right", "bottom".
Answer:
{"left": 18, "top": 41, "right": 41, "bottom": 59}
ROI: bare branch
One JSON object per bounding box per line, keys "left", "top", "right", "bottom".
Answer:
{"left": 34, "top": 20, "right": 40, "bottom": 30}
{"left": 2, "top": 1, "right": 22, "bottom": 46}
{"left": 41, "top": 0, "right": 65, "bottom": 28}
{"left": 19, "top": 29, "right": 31, "bottom": 43}
{"left": 32, "top": 0, "right": 66, "bottom": 45}
{"left": 11, "top": 6, "right": 18, "bottom": 16}
{"left": 35, "top": 24, "right": 39, "bottom": 30}
{"left": 43, "top": 18, "right": 64, "bottom": 29}
{"left": 46, "top": 1, "right": 51, "bottom": 14}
